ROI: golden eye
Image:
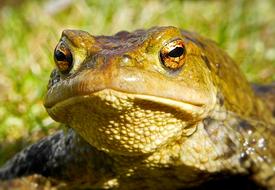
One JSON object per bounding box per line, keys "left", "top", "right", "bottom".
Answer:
{"left": 160, "top": 39, "right": 186, "bottom": 70}
{"left": 54, "top": 41, "right": 73, "bottom": 74}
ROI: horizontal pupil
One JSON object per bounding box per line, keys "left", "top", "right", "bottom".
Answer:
{"left": 55, "top": 50, "right": 67, "bottom": 61}
{"left": 168, "top": 47, "right": 184, "bottom": 58}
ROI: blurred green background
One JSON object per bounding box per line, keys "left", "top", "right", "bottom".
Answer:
{"left": 0, "top": 0, "right": 274, "bottom": 187}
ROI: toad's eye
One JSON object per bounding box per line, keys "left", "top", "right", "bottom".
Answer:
{"left": 54, "top": 41, "right": 73, "bottom": 74}
{"left": 160, "top": 39, "right": 186, "bottom": 70}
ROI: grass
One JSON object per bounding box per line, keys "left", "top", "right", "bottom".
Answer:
{"left": 0, "top": 0, "right": 274, "bottom": 188}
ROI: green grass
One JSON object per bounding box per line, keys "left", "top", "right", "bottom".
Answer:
{"left": 0, "top": 0, "right": 274, "bottom": 165}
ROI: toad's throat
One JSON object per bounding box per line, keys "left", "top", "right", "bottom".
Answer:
{"left": 46, "top": 89, "right": 207, "bottom": 155}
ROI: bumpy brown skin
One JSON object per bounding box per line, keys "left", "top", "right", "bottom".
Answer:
{"left": 0, "top": 26, "right": 275, "bottom": 189}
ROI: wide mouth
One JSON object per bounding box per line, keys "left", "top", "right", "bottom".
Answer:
{"left": 44, "top": 67, "right": 214, "bottom": 111}
{"left": 46, "top": 88, "right": 209, "bottom": 125}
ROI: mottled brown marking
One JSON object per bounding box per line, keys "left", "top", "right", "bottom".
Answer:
{"left": 237, "top": 120, "right": 255, "bottom": 133}
{"left": 222, "top": 137, "right": 237, "bottom": 159}
{"left": 216, "top": 93, "right": 225, "bottom": 107}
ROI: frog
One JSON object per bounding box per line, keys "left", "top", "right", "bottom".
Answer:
{"left": 0, "top": 26, "right": 274, "bottom": 190}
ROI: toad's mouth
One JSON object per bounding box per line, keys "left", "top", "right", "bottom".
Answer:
{"left": 46, "top": 88, "right": 207, "bottom": 124}
{"left": 44, "top": 67, "right": 216, "bottom": 117}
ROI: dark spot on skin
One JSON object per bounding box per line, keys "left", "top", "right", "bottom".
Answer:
{"left": 266, "top": 174, "right": 274, "bottom": 183}
{"left": 203, "top": 117, "right": 215, "bottom": 127}
{"left": 216, "top": 93, "right": 224, "bottom": 106}
{"left": 201, "top": 55, "right": 211, "bottom": 70}
{"left": 237, "top": 120, "right": 255, "bottom": 133}
{"left": 239, "top": 152, "right": 250, "bottom": 165}
{"left": 252, "top": 83, "right": 275, "bottom": 117}
{"left": 251, "top": 83, "right": 275, "bottom": 93}
{"left": 222, "top": 137, "right": 237, "bottom": 159}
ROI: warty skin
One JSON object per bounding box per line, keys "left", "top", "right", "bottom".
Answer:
{"left": 0, "top": 26, "right": 275, "bottom": 189}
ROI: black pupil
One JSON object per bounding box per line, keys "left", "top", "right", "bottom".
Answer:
{"left": 168, "top": 47, "right": 184, "bottom": 58}
{"left": 55, "top": 50, "right": 67, "bottom": 61}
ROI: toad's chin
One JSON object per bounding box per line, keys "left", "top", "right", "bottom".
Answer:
{"left": 46, "top": 89, "right": 203, "bottom": 156}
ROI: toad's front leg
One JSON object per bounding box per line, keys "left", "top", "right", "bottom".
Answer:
{"left": 0, "top": 129, "right": 115, "bottom": 188}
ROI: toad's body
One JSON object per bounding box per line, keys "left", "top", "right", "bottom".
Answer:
{"left": 0, "top": 26, "right": 275, "bottom": 189}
